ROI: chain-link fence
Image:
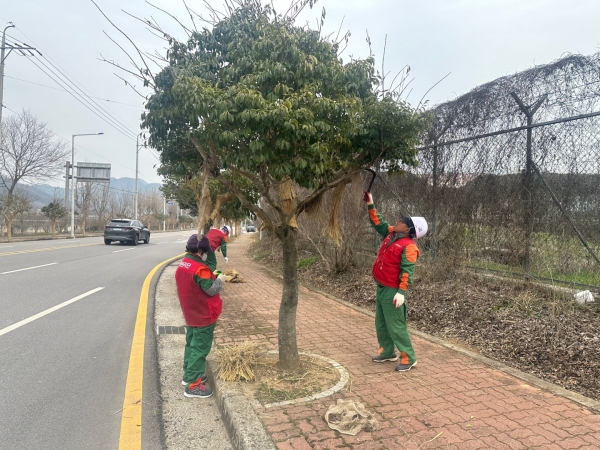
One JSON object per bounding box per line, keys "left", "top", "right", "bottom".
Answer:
{"left": 368, "top": 53, "right": 600, "bottom": 291}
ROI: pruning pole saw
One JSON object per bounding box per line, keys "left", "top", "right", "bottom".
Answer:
{"left": 362, "top": 168, "right": 377, "bottom": 202}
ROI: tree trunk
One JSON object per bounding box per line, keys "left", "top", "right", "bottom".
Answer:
{"left": 277, "top": 226, "right": 300, "bottom": 371}
{"left": 51, "top": 219, "right": 56, "bottom": 237}
{"left": 195, "top": 165, "right": 212, "bottom": 235}
{"left": 4, "top": 215, "right": 15, "bottom": 242}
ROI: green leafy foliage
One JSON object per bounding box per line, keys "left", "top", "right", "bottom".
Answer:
{"left": 41, "top": 201, "right": 67, "bottom": 221}
{"left": 143, "top": 1, "right": 429, "bottom": 198}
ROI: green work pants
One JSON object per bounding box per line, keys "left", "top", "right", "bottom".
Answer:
{"left": 183, "top": 322, "right": 216, "bottom": 383}
{"left": 374, "top": 284, "right": 416, "bottom": 365}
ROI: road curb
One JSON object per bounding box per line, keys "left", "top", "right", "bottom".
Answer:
{"left": 144, "top": 256, "right": 184, "bottom": 450}
{"left": 260, "top": 265, "right": 600, "bottom": 414}
{"left": 206, "top": 355, "right": 278, "bottom": 450}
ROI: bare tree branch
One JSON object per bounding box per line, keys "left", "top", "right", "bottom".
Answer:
{"left": 90, "top": 0, "right": 156, "bottom": 86}
{"left": 146, "top": 0, "right": 192, "bottom": 37}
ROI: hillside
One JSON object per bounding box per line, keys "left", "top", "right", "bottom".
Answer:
{"left": 2, "top": 178, "right": 162, "bottom": 210}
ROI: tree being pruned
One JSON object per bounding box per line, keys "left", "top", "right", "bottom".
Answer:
{"left": 98, "top": 0, "right": 430, "bottom": 370}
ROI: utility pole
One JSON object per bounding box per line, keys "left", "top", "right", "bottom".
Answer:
{"left": 163, "top": 195, "right": 166, "bottom": 231}
{"left": 0, "top": 24, "right": 15, "bottom": 139}
{"left": 0, "top": 23, "right": 36, "bottom": 137}
{"left": 134, "top": 136, "right": 139, "bottom": 220}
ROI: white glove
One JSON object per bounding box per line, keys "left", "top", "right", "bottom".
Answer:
{"left": 217, "top": 274, "right": 226, "bottom": 282}
{"left": 393, "top": 292, "right": 405, "bottom": 308}
{"left": 364, "top": 192, "right": 374, "bottom": 205}
{"left": 224, "top": 257, "right": 229, "bottom": 262}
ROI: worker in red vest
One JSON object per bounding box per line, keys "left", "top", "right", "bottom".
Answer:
{"left": 364, "top": 192, "right": 428, "bottom": 372}
{"left": 175, "top": 234, "right": 226, "bottom": 398}
{"left": 205, "top": 225, "right": 230, "bottom": 271}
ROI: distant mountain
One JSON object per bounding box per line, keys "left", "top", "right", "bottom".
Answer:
{"left": 109, "top": 177, "right": 162, "bottom": 193}
{"left": 3, "top": 178, "right": 162, "bottom": 211}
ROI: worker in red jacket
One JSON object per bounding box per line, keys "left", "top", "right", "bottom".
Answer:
{"left": 365, "top": 192, "right": 428, "bottom": 372}
{"left": 205, "top": 225, "right": 230, "bottom": 272}
{"left": 175, "top": 234, "right": 226, "bottom": 398}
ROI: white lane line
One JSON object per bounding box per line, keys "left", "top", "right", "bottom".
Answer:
{"left": 113, "top": 248, "right": 136, "bottom": 253}
{"left": 0, "top": 246, "right": 14, "bottom": 248}
{"left": 1, "top": 262, "right": 58, "bottom": 275}
{"left": 0, "top": 287, "right": 104, "bottom": 337}
{"left": 155, "top": 242, "right": 169, "bottom": 245}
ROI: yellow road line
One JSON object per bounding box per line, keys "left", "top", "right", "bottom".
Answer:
{"left": 0, "top": 243, "right": 100, "bottom": 257}
{"left": 118, "top": 253, "right": 184, "bottom": 450}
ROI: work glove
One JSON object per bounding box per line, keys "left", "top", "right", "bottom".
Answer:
{"left": 393, "top": 292, "right": 405, "bottom": 308}
{"left": 217, "top": 274, "right": 227, "bottom": 282}
{"left": 363, "top": 192, "right": 373, "bottom": 205}
{"left": 224, "top": 257, "right": 229, "bottom": 262}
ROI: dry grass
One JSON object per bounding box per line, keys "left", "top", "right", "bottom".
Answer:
{"left": 215, "top": 344, "right": 341, "bottom": 404}
{"left": 216, "top": 341, "right": 263, "bottom": 382}
{"left": 511, "top": 290, "right": 543, "bottom": 313}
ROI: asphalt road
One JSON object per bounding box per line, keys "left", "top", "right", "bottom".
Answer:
{"left": 0, "top": 232, "right": 192, "bottom": 449}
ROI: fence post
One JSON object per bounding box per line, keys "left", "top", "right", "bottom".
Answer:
{"left": 510, "top": 92, "right": 547, "bottom": 279}
{"left": 431, "top": 139, "right": 438, "bottom": 258}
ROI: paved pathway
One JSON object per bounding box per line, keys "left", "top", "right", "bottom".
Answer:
{"left": 216, "top": 233, "right": 600, "bottom": 449}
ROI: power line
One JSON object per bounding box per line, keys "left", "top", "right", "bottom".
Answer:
{"left": 6, "top": 34, "right": 139, "bottom": 142}
{"left": 5, "top": 32, "right": 161, "bottom": 163}
{"left": 18, "top": 52, "right": 137, "bottom": 142}
{"left": 4, "top": 75, "right": 144, "bottom": 107}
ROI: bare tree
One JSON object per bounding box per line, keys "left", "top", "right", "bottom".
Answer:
{"left": 0, "top": 110, "right": 69, "bottom": 241}
{"left": 92, "top": 183, "right": 111, "bottom": 228}
{"left": 109, "top": 188, "right": 134, "bottom": 219}
{"left": 139, "top": 190, "right": 164, "bottom": 230}
{"left": 76, "top": 182, "right": 95, "bottom": 235}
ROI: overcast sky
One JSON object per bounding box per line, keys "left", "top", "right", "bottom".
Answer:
{"left": 2, "top": 0, "right": 600, "bottom": 188}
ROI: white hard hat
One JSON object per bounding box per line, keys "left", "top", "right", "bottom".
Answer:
{"left": 411, "top": 217, "right": 428, "bottom": 239}
{"left": 221, "top": 225, "right": 230, "bottom": 235}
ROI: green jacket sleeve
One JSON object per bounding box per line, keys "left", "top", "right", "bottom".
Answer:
{"left": 193, "top": 265, "right": 223, "bottom": 296}
{"left": 367, "top": 204, "right": 391, "bottom": 238}
{"left": 398, "top": 243, "right": 420, "bottom": 294}
{"left": 220, "top": 238, "right": 227, "bottom": 258}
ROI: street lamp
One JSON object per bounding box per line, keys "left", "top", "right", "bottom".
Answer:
{"left": 71, "top": 132, "right": 104, "bottom": 238}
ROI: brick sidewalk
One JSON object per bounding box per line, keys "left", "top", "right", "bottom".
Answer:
{"left": 215, "top": 233, "right": 600, "bottom": 450}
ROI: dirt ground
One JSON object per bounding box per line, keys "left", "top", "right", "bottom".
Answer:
{"left": 250, "top": 241, "right": 600, "bottom": 402}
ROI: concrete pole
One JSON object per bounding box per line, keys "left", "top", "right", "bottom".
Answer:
{"left": 134, "top": 136, "right": 139, "bottom": 220}
{"left": 0, "top": 24, "right": 15, "bottom": 139}
{"left": 163, "top": 196, "right": 166, "bottom": 231}
{"left": 70, "top": 135, "right": 75, "bottom": 238}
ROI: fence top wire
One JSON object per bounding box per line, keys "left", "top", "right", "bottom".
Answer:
{"left": 424, "top": 53, "right": 600, "bottom": 144}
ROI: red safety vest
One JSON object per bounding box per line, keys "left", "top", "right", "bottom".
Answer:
{"left": 175, "top": 256, "right": 222, "bottom": 327}
{"left": 372, "top": 235, "right": 415, "bottom": 288}
{"left": 206, "top": 228, "right": 226, "bottom": 251}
